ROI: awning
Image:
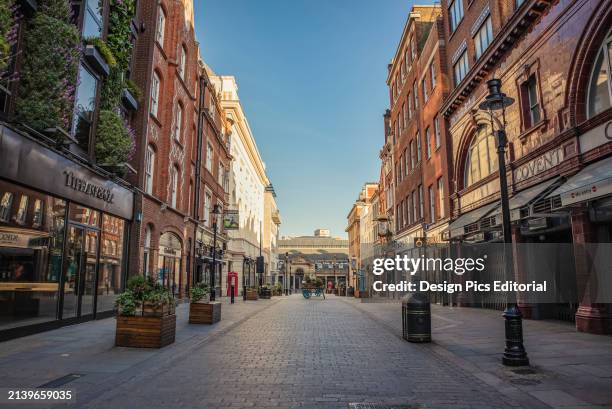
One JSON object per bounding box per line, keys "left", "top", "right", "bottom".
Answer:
{"left": 449, "top": 201, "right": 499, "bottom": 238}
{"left": 549, "top": 156, "right": 612, "bottom": 206}
{"left": 493, "top": 178, "right": 561, "bottom": 221}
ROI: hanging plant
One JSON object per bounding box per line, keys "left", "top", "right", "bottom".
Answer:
{"left": 84, "top": 36, "right": 117, "bottom": 67}
{"left": 95, "top": 109, "right": 135, "bottom": 166}
{"left": 0, "top": 0, "right": 14, "bottom": 72}
{"left": 15, "top": 0, "right": 80, "bottom": 134}
{"left": 100, "top": 0, "right": 135, "bottom": 110}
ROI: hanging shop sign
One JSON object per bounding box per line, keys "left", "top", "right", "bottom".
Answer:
{"left": 223, "top": 209, "right": 239, "bottom": 230}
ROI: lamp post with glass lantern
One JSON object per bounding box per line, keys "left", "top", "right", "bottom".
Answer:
{"left": 210, "top": 204, "right": 221, "bottom": 301}
{"left": 479, "top": 78, "right": 529, "bottom": 367}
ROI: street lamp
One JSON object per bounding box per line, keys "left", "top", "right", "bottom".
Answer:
{"left": 210, "top": 204, "right": 221, "bottom": 302}
{"left": 285, "top": 252, "right": 289, "bottom": 296}
{"left": 479, "top": 78, "right": 529, "bottom": 367}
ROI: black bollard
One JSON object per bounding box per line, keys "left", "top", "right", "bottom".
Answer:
{"left": 230, "top": 285, "right": 235, "bottom": 304}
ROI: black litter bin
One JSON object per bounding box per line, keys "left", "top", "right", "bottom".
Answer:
{"left": 402, "top": 292, "right": 431, "bottom": 343}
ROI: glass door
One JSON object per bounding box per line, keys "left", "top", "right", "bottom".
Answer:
{"left": 62, "top": 225, "right": 98, "bottom": 319}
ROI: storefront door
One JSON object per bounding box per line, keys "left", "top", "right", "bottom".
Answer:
{"left": 61, "top": 225, "right": 98, "bottom": 319}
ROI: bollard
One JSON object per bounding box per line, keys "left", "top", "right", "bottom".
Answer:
{"left": 243, "top": 285, "right": 247, "bottom": 301}
{"left": 230, "top": 285, "right": 235, "bottom": 304}
{"left": 402, "top": 292, "right": 431, "bottom": 343}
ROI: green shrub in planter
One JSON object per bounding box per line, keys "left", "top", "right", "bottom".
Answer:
{"left": 95, "top": 110, "right": 135, "bottom": 166}
{"left": 190, "top": 282, "right": 210, "bottom": 303}
{"left": 116, "top": 276, "right": 174, "bottom": 317}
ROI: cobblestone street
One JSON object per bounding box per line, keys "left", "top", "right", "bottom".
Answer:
{"left": 0, "top": 295, "right": 557, "bottom": 409}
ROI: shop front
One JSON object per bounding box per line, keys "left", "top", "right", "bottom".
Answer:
{"left": 0, "top": 125, "right": 133, "bottom": 339}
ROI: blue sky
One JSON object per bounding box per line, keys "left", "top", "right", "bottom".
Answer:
{"left": 194, "top": 0, "right": 424, "bottom": 238}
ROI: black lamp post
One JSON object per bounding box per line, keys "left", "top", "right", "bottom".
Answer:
{"left": 284, "top": 252, "right": 289, "bottom": 296}
{"left": 242, "top": 257, "right": 247, "bottom": 301}
{"left": 479, "top": 78, "right": 529, "bottom": 367}
{"left": 210, "top": 204, "right": 221, "bottom": 302}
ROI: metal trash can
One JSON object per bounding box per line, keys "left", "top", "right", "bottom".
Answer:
{"left": 402, "top": 292, "right": 431, "bottom": 343}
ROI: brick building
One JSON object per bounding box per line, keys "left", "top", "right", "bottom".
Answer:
{"left": 387, "top": 6, "right": 452, "bottom": 249}
{"left": 439, "top": 0, "right": 612, "bottom": 333}
{"left": 128, "top": 0, "right": 201, "bottom": 298}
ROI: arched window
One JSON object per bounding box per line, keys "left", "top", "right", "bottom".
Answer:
{"left": 587, "top": 28, "right": 612, "bottom": 119}
{"left": 463, "top": 126, "right": 498, "bottom": 188}
{"left": 156, "top": 7, "right": 166, "bottom": 47}
{"left": 150, "top": 71, "right": 161, "bottom": 117}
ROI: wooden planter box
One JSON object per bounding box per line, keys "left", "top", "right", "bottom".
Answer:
{"left": 246, "top": 289, "right": 259, "bottom": 301}
{"left": 189, "top": 301, "right": 221, "bottom": 324}
{"left": 260, "top": 288, "right": 271, "bottom": 299}
{"left": 115, "top": 314, "right": 176, "bottom": 348}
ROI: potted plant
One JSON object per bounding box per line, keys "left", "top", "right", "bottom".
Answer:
{"left": 189, "top": 283, "right": 221, "bottom": 324}
{"left": 115, "top": 276, "right": 176, "bottom": 348}
{"left": 246, "top": 286, "right": 259, "bottom": 301}
{"left": 273, "top": 283, "right": 283, "bottom": 296}
{"left": 259, "top": 285, "right": 271, "bottom": 299}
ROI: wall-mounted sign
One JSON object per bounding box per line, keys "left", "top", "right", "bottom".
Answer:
{"left": 223, "top": 209, "right": 239, "bottom": 230}
{"left": 0, "top": 126, "right": 133, "bottom": 220}
{"left": 579, "top": 120, "right": 612, "bottom": 153}
{"left": 514, "top": 147, "right": 564, "bottom": 183}
{"left": 560, "top": 177, "right": 612, "bottom": 206}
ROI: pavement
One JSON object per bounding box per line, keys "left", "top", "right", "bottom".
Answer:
{"left": 0, "top": 295, "right": 609, "bottom": 408}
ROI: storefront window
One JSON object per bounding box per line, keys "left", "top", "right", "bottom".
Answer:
{"left": 98, "top": 214, "right": 125, "bottom": 313}
{"left": 0, "top": 180, "right": 66, "bottom": 330}
{"left": 158, "top": 232, "right": 182, "bottom": 297}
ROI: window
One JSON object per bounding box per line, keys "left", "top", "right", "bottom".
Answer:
{"left": 412, "top": 191, "right": 417, "bottom": 223}
{"left": 425, "top": 127, "right": 431, "bottom": 159}
{"left": 410, "top": 140, "right": 415, "bottom": 169}
{"left": 422, "top": 78, "right": 428, "bottom": 102}
{"left": 156, "top": 7, "right": 166, "bottom": 47}
{"left": 416, "top": 132, "right": 421, "bottom": 163}
{"left": 413, "top": 82, "right": 418, "bottom": 110}
{"left": 82, "top": 0, "right": 103, "bottom": 38}
{"left": 174, "top": 104, "right": 183, "bottom": 141}
{"left": 474, "top": 16, "right": 493, "bottom": 60}
{"left": 434, "top": 116, "right": 441, "bottom": 149}
{"left": 521, "top": 75, "right": 541, "bottom": 129}
{"left": 143, "top": 225, "right": 151, "bottom": 277}
{"left": 587, "top": 31, "right": 612, "bottom": 119}
{"left": 404, "top": 150, "right": 409, "bottom": 175}
{"left": 400, "top": 103, "right": 405, "bottom": 131}
{"left": 403, "top": 103, "right": 408, "bottom": 128}
{"left": 464, "top": 126, "right": 498, "bottom": 187}
{"left": 15, "top": 195, "right": 28, "bottom": 225}
{"left": 449, "top": 0, "right": 464, "bottom": 32}
{"left": 408, "top": 92, "right": 413, "bottom": 118}
{"left": 0, "top": 192, "right": 13, "bottom": 222}
{"left": 206, "top": 143, "right": 213, "bottom": 172}
{"left": 454, "top": 51, "right": 469, "bottom": 86}
{"left": 72, "top": 64, "right": 98, "bottom": 153}
{"left": 430, "top": 63, "right": 437, "bottom": 89}
{"left": 429, "top": 185, "right": 435, "bottom": 223}
{"left": 399, "top": 154, "right": 404, "bottom": 181}
{"left": 418, "top": 185, "right": 424, "bottom": 220}
{"left": 170, "top": 166, "right": 178, "bottom": 208}
{"left": 32, "top": 199, "right": 43, "bottom": 227}
{"left": 218, "top": 164, "right": 224, "bottom": 186}
{"left": 437, "top": 177, "right": 445, "bottom": 218}
{"left": 411, "top": 37, "right": 416, "bottom": 60}
{"left": 405, "top": 49, "right": 410, "bottom": 69}
{"left": 396, "top": 205, "right": 401, "bottom": 230}
{"left": 204, "top": 192, "right": 212, "bottom": 227}
{"left": 516, "top": 0, "right": 525, "bottom": 7}
{"left": 151, "top": 72, "right": 160, "bottom": 117}
{"left": 178, "top": 45, "right": 186, "bottom": 78}
{"left": 145, "top": 145, "right": 155, "bottom": 194}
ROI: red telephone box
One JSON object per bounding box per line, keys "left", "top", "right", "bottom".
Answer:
{"left": 227, "top": 271, "right": 238, "bottom": 296}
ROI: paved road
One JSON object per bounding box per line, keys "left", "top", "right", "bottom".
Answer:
{"left": 74, "top": 295, "right": 527, "bottom": 409}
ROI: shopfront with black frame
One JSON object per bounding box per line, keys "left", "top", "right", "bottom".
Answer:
{"left": 0, "top": 125, "right": 134, "bottom": 340}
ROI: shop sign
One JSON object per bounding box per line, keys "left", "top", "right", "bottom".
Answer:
{"left": 560, "top": 177, "right": 612, "bottom": 206}
{"left": 579, "top": 120, "right": 612, "bottom": 153}
{"left": 223, "top": 209, "right": 239, "bottom": 230}
{"left": 64, "top": 171, "right": 114, "bottom": 204}
{"left": 514, "top": 147, "right": 564, "bottom": 183}
{"left": 0, "top": 126, "right": 133, "bottom": 220}
{"left": 0, "top": 228, "right": 49, "bottom": 248}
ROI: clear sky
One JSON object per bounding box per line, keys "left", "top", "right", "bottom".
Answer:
{"left": 194, "top": 0, "right": 425, "bottom": 238}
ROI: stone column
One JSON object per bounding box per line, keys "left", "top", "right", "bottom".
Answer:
{"left": 571, "top": 208, "right": 610, "bottom": 334}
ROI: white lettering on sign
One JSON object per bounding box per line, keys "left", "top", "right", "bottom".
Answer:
{"left": 514, "top": 148, "right": 564, "bottom": 183}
